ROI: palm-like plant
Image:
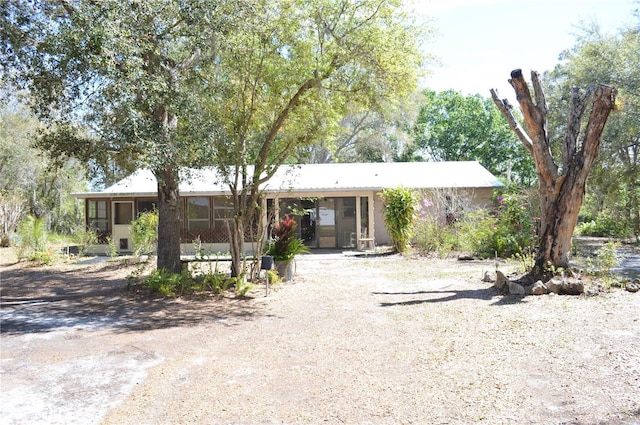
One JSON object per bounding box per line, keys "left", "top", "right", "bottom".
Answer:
{"left": 266, "top": 215, "right": 309, "bottom": 261}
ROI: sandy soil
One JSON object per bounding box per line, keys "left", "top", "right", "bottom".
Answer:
{"left": 1, "top": 249, "right": 639, "bottom": 425}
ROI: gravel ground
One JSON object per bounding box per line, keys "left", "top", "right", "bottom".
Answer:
{"left": 1, "top": 249, "right": 639, "bottom": 425}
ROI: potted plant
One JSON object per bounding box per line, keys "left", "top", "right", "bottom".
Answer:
{"left": 265, "top": 215, "right": 309, "bottom": 281}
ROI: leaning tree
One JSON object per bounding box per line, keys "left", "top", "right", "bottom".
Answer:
{"left": 206, "top": 0, "right": 424, "bottom": 278}
{"left": 491, "top": 69, "right": 617, "bottom": 278}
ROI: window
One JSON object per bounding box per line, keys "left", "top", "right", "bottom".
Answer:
{"left": 88, "top": 200, "right": 108, "bottom": 232}
{"left": 137, "top": 199, "right": 157, "bottom": 216}
{"left": 213, "top": 196, "right": 234, "bottom": 231}
{"left": 114, "top": 202, "right": 133, "bottom": 225}
{"left": 342, "top": 197, "right": 356, "bottom": 218}
{"left": 187, "top": 197, "right": 210, "bottom": 231}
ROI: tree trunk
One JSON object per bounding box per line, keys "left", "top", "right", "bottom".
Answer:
{"left": 155, "top": 165, "right": 182, "bottom": 274}
{"left": 229, "top": 215, "right": 245, "bottom": 278}
{"left": 491, "top": 69, "right": 616, "bottom": 278}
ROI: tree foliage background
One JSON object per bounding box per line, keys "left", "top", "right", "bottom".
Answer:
{"left": 0, "top": 96, "right": 86, "bottom": 244}
{"left": 412, "top": 89, "right": 536, "bottom": 185}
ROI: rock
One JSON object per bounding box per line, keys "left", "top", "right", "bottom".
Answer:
{"left": 531, "top": 280, "right": 548, "bottom": 295}
{"left": 508, "top": 281, "right": 525, "bottom": 296}
{"left": 546, "top": 279, "right": 561, "bottom": 294}
{"left": 482, "top": 271, "right": 495, "bottom": 283}
{"left": 495, "top": 270, "right": 508, "bottom": 290}
{"left": 561, "top": 279, "right": 584, "bottom": 295}
{"left": 626, "top": 282, "right": 639, "bottom": 293}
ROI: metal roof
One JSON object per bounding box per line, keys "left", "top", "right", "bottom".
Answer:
{"left": 74, "top": 161, "right": 503, "bottom": 198}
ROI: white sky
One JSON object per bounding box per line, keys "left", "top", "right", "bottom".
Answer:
{"left": 411, "top": 0, "right": 636, "bottom": 98}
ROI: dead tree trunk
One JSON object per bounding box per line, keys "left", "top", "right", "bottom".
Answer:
{"left": 491, "top": 69, "right": 616, "bottom": 278}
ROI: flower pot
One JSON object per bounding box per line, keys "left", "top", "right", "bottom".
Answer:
{"left": 275, "top": 259, "right": 295, "bottom": 282}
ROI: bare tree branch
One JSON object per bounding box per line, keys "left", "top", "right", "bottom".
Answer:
{"left": 490, "top": 88, "right": 533, "bottom": 154}
{"left": 531, "top": 70, "right": 548, "bottom": 117}
{"left": 508, "top": 69, "right": 558, "bottom": 184}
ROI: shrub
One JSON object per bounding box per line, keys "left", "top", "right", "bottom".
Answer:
{"left": 16, "top": 215, "right": 54, "bottom": 263}
{"left": 143, "top": 268, "right": 192, "bottom": 297}
{"left": 142, "top": 266, "right": 247, "bottom": 297}
{"left": 132, "top": 210, "right": 159, "bottom": 256}
{"left": 104, "top": 236, "right": 119, "bottom": 258}
{"left": 456, "top": 191, "right": 537, "bottom": 259}
{"left": 235, "top": 278, "right": 256, "bottom": 297}
{"left": 413, "top": 217, "right": 459, "bottom": 257}
{"left": 73, "top": 226, "right": 98, "bottom": 257}
{"left": 585, "top": 241, "right": 621, "bottom": 287}
{"left": 379, "top": 187, "right": 417, "bottom": 253}
{"left": 198, "top": 271, "right": 234, "bottom": 294}
{"left": 576, "top": 216, "right": 629, "bottom": 238}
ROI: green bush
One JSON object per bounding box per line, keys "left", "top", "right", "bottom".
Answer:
{"left": 132, "top": 210, "right": 159, "bottom": 256}
{"left": 197, "top": 271, "right": 234, "bottom": 294}
{"left": 143, "top": 268, "right": 193, "bottom": 297}
{"left": 585, "top": 241, "right": 621, "bottom": 287}
{"left": 104, "top": 236, "right": 119, "bottom": 258}
{"left": 576, "top": 216, "right": 629, "bottom": 238}
{"left": 73, "top": 226, "right": 98, "bottom": 257}
{"left": 456, "top": 191, "right": 537, "bottom": 259}
{"left": 379, "top": 187, "right": 417, "bottom": 253}
{"left": 143, "top": 267, "right": 246, "bottom": 297}
{"left": 16, "top": 215, "right": 54, "bottom": 263}
{"left": 235, "top": 279, "right": 256, "bottom": 297}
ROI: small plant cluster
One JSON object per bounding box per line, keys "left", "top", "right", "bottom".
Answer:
{"left": 15, "top": 215, "right": 57, "bottom": 264}
{"left": 265, "top": 215, "right": 308, "bottom": 261}
{"left": 139, "top": 267, "right": 253, "bottom": 297}
{"left": 584, "top": 241, "right": 622, "bottom": 288}
{"left": 576, "top": 216, "right": 629, "bottom": 238}
{"left": 460, "top": 192, "right": 537, "bottom": 259}
{"left": 73, "top": 226, "right": 98, "bottom": 257}
{"left": 413, "top": 198, "right": 460, "bottom": 257}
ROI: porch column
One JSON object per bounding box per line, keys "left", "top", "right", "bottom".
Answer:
{"left": 368, "top": 192, "right": 375, "bottom": 241}
{"left": 355, "top": 196, "right": 362, "bottom": 243}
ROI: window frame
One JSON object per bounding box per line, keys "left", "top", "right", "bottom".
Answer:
{"left": 186, "top": 197, "right": 211, "bottom": 232}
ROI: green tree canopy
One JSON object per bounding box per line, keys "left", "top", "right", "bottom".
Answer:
{"left": 413, "top": 89, "right": 536, "bottom": 185}
{"left": 2, "top": 0, "right": 245, "bottom": 271}
{"left": 2, "top": 0, "right": 425, "bottom": 274}
{"left": 202, "top": 0, "right": 425, "bottom": 276}
{"left": 296, "top": 93, "right": 423, "bottom": 164}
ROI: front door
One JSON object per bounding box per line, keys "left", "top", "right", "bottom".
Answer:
{"left": 112, "top": 201, "right": 134, "bottom": 253}
{"left": 317, "top": 199, "right": 336, "bottom": 248}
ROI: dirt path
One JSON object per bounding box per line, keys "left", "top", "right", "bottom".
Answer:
{"left": 1, "top": 253, "right": 639, "bottom": 424}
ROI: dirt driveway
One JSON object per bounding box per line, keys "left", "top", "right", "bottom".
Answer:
{"left": 1, "top": 251, "right": 639, "bottom": 425}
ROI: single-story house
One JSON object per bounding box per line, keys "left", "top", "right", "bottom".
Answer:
{"left": 73, "top": 161, "right": 503, "bottom": 255}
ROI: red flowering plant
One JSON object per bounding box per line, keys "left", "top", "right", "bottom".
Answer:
{"left": 265, "top": 215, "right": 309, "bottom": 261}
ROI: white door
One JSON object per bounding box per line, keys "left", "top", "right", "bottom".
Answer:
{"left": 112, "top": 201, "right": 134, "bottom": 253}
